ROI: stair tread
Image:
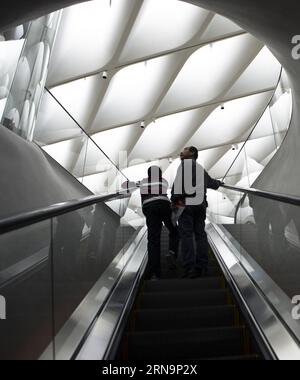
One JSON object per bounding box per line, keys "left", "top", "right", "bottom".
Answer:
{"left": 121, "top": 233, "right": 260, "bottom": 360}
{"left": 128, "top": 326, "right": 244, "bottom": 338}
{"left": 141, "top": 288, "right": 228, "bottom": 296}
{"left": 135, "top": 305, "right": 234, "bottom": 313}
{"left": 203, "top": 355, "right": 261, "bottom": 361}
{"left": 133, "top": 305, "right": 236, "bottom": 331}
{"left": 126, "top": 327, "right": 245, "bottom": 359}
{"left": 143, "top": 277, "right": 223, "bottom": 292}
{"left": 139, "top": 289, "right": 229, "bottom": 309}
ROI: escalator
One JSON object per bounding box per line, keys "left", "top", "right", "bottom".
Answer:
{"left": 118, "top": 228, "right": 261, "bottom": 361}
{"left": 1, "top": 185, "right": 300, "bottom": 360}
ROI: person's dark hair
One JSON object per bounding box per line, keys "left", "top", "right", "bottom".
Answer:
{"left": 189, "top": 146, "right": 199, "bottom": 160}
{"left": 148, "top": 166, "right": 162, "bottom": 179}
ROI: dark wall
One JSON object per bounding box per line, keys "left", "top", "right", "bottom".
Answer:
{"left": 0, "top": 0, "right": 88, "bottom": 33}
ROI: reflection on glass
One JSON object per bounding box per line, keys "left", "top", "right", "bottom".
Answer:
{"left": 1, "top": 12, "right": 61, "bottom": 141}
{"left": 210, "top": 186, "right": 300, "bottom": 344}
{"left": 34, "top": 89, "right": 84, "bottom": 145}
{"left": 51, "top": 200, "right": 136, "bottom": 356}
{"left": 0, "top": 25, "right": 26, "bottom": 121}
{"left": 0, "top": 193, "right": 137, "bottom": 360}
{"left": 232, "top": 193, "right": 300, "bottom": 301}
{"left": 207, "top": 187, "right": 242, "bottom": 225}
{"left": 208, "top": 69, "right": 292, "bottom": 224}
{"left": 223, "top": 71, "right": 292, "bottom": 190}
{"left": 43, "top": 134, "right": 88, "bottom": 180}
{"left": 207, "top": 69, "right": 298, "bottom": 336}
{"left": 0, "top": 221, "right": 53, "bottom": 360}
{"left": 35, "top": 89, "right": 129, "bottom": 196}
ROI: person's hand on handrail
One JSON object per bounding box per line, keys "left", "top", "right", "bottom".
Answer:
{"left": 121, "top": 180, "right": 138, "bottom": 193}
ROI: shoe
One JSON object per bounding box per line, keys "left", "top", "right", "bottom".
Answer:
{"left": 165, "top": 250, "right": 178, "bottom": 270}
{"left": 168, "top": 250, "right": 177, "bottom": 258}
{"left": 188, "top": 267, "right": 208, "bottom": 279}
{"left": 187, "top": 269, "right": 202, "bottom": 279}
{"left": 189, "top": 268, "right": 208, "bottom": 279}
{"left": 149, "top": 274, "right": 160, "bottom": 281}
{"left": 181, "top": 268, "right": 193, "bottom": 278}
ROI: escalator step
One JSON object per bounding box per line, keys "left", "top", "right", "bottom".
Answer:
{"left": 202, "top": 266, "right": 221, "bottom": 276}
{"left": 126, "top": 327, "right": 245, "bottom": 360}
{"left": 161, "top": 257, "right": 219, "bottom": 267}
{"left": 143, "top": 277, "right": 223, "bottom": 293}
{"left": 204, "top": 355, "right": 261, "bottom": 361}
{"left": 139, "top": 289, "right": 229, "bottom": 309}
{"left": 133, "top": 305, "right": 235, "bottom": 331}
{"left": 160, "top": 266, "right": 222, "bottom": 278}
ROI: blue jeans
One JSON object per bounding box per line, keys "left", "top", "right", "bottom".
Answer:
{"left": 178, "top": 205, "right": 209, "bottom": 271}
{"left": 143, "top": 201, "right": 179, "bottom": 277}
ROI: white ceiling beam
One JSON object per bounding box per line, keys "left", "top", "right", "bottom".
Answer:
{"left": 60, "top": 1, "right": 145, "bottom": 175}
{"left": 43, "top": 86, "right": 277, "bottom": 148}
{"left": 84, "top": 0, "right": 145, "bottom": 134}
{"left": 91, "top": 86, "right": 276, "bottom": 134}
{"left": 175, "top": 46, "right": 266, "bottom": 152}
{"left": 48, "top": 30, "right": 247, "bottom": 89}
{"left": 125, "top": 12, "right": 215, "bottom": 156}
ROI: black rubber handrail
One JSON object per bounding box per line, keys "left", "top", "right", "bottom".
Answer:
{"left": 221, "top": 184, "right": 300, "bottom": 207}
{"left": 0, "top": 187, "right": 137, "bottom": 235}
{"left": 1, "top": 182, "right": 299, "bottom": 236}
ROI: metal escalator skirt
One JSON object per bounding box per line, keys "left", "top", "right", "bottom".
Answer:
{"left": 207, "top": 223, "right": 300, "bottom": 360}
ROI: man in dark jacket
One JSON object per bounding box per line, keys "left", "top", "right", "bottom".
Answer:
{"left": 171, "top": 147, "right": 222, "bottom": 278}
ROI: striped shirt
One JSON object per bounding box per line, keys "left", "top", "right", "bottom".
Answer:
{"left": 139, "top": 177, "right": 170, "bottom": 207}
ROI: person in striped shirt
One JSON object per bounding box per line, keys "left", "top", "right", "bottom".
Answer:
{"left": 124, "top": 166, "right": 178, "bottom": 280}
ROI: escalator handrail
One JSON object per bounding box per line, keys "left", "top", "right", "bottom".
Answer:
{"left": 221, "top": 184, "right": 300, "bottom": 207}
{"left": 0, "top": 187, "right": 137, "bottom": 235}
{"left": 2, "top": 182, "right": 298, "bottom": 235}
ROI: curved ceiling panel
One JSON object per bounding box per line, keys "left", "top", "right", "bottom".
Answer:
{"left": 199, "top": 13, "right": 243, "bottom": 43}
{"left": 123, "top": 161, "right": 159, "bottom": 183}
{"left": 239, "top": 108, "right": 274, "bottom": 141}
{"left": 34, "top": 90, "right": 83, "bottom": 145}
{"left": 51, "top": 74, "right": 106, "bottom": 128}
{"left": 47, "top": 0, "right": 139, "bottom": 87}
{"left": 210, "top": 134, "right": 278, "bottom": 181}
{"left": 91, "top": 53, "right": 182, "bottom": 132}
{"left": 197, "top": 145, "right": 231, "bottom": 171}
{"left": 0, "top": 39, "right": 24, "bottom": 98}
{"left": 39, "top": 0, "right": 284, "bottom": 190}
{"left": 91, "top": 124, "right": 142, "bottom": 166}
{"left": 225, "top": 47, "right": 281, "bottom": 99}
{"left": 129, "top": 105, "right": 215, "bottom": 162}
{"left": 186, "top": 91, "right": 273, "bottom": 150}
{"left": 79, "top": 139, "right": 114, "bottom": 177}
{"left": 156, "top": 34, "right": 263, "bottom": 116}
{"left": 81, "top": 171, "right": 109, "bottom": 195}
{"left": 118, "top": 0, "right": 210, "bottom": 64}
{"left": 42, "top": 136, "right": 87, "bottom": 177}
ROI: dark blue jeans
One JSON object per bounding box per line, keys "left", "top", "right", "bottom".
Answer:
{"left": 178, "top": 205, "right": 209, "bottom": 271}
{"left": 143, "top": 201, "right": 179, "bottom": 277}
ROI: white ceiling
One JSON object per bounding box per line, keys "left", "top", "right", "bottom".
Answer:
{"left": 34, "top": 0, "right": 284, "bottom": 201}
